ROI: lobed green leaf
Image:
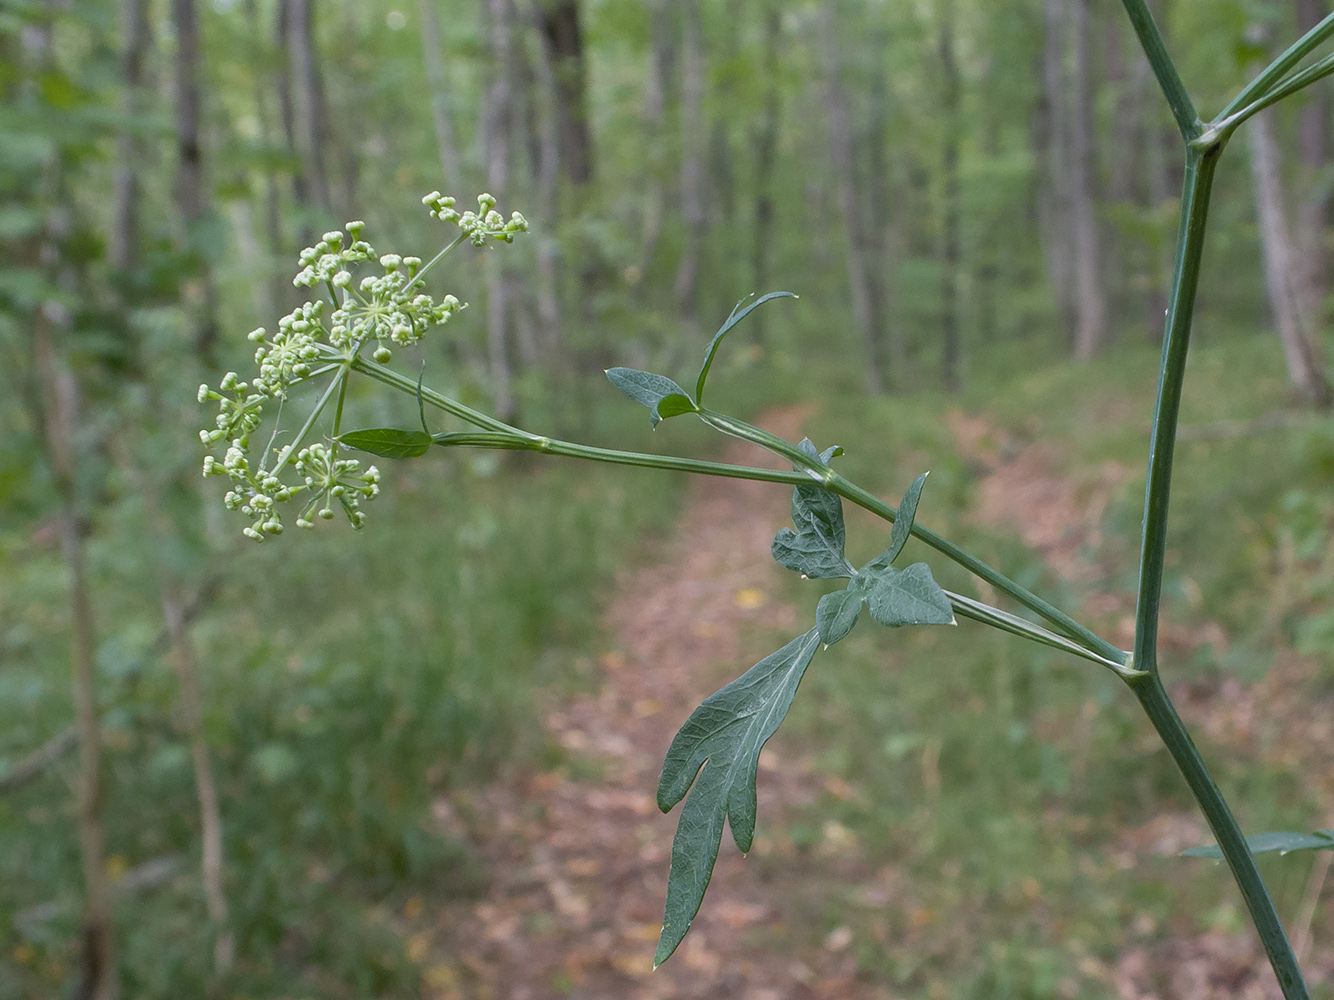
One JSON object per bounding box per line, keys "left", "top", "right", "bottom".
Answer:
{"left": 655, "top": 629, "right": 820, "bottom": 967}
{"left": 859, "top": 562, "right": 956, "bottom": 628}
{"left": 771, "top": 480, "right": 850, "bottom": 580}
{"left": 605, "top": 367, "right": 698, "bottom": 427}
{"left": 338, "top": 427, "right": 433, "bottom": 458}
{"left": 816, "top": 589, "right": 863, "bottom": 645}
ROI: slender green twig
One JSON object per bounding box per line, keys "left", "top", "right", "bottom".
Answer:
{"left": 1219, "top": 10, "right": 1334, "bottom": 120}
{"left": 1118, "top": 0, "right": 1201, "bottom": 139}
{"left": 1216, "top": 50, "right": 1334, "bottom": 134}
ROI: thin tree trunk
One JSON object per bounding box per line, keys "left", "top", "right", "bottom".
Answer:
{"left": 640, "top": 0, "right": 674, "bottom": 273}
{"left": 750, "top": 4, "right": 781, "bottom": 343}
{"left": 288, "top": 0, "right": 331, "bottom": 213}
{"left": 34, "top": 319, "right": 118, "bottom": 1000}
{"left": 421, "top": 0, "right": 462, "bottom": 189}
{"left": 822, "top": 0, "right": 884, "bottom": 394}
{"left": 110, "top": 0, "right": 149, "bottom": 273}
{"left": 939, "top": 0, "right": 962, "bottom": 391}
{"left": 534, "top": 0, "right": 593, "bottom": 187}
{"left": 1248, "top": 106, "right": 1333, "bottom": 407}
{"left": 171, "top": 0, "right": 220, "bottom": 363}
{"left": 1296, "top": 0, "right": 1330, "bottom": 327}
{"left": 1070, "top": 0, "right": 1106, "bottom": 359}
{"left": 528, "top": 2, "right": 565, "bottom": 365}
{"left": 1041, "top": 0, "right": 1076, "bottom": 344}
{"left": 673, "top": 0, "right": 704, "bottom": 326}
{"left": 484, "top": 0, "right": 515, "bottom": 418}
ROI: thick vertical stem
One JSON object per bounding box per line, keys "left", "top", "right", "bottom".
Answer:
{"left": 1132, "top": 146, "right": 1310, "bottom": 999}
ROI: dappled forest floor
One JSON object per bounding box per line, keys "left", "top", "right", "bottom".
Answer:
{"left": 414, "top": 404, "right": 1334, "bottom": 1000}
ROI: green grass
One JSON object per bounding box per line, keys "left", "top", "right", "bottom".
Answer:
{"left": 0, "top": 387, "right": 684, "bottom": 1000}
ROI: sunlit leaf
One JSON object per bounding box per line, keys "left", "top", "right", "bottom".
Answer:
{"left": 694, "top": 291, "right": 797, "bottom": 405}
{"left": 655, "top": 629, "right": 820, "bottom": 967}
{"left": 605, "top": 368, "right": 698, "bottom": 427}
{"left": 339, "top": 428, "right": 432, "bottom": 458}
{"left": 1183, "top": 830, "right": 1334, "bottom": 859}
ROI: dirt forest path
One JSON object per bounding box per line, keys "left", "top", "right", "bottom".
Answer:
{"left": 430, "top": 406, "right": 885, "bottom": 1000}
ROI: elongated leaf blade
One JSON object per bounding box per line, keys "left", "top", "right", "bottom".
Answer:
{"left": 695, "top": 291, "right": 796, "bottom": 405}
{"left": 1183, "top": 830, "right": 1334, "bottom": 859}
{"left": 863, "top": 562, "right": 955, "bottom": 627}
{"left": 605, "top": 368, "right": 698, "bottom": 427}
{"left": 817, "top": 589, "right": 863, "bottom": 645}
{"left": 655, "top": 629, "right": 820, "bottom": 967}
{"left": 866, "top": 473, "right": 928, "bottom": 571}
{"left": 771, "top": 484, "right": 849, "bottom": 579}
{"left": 339, "top": 427, "right": 432, "bottom": 458}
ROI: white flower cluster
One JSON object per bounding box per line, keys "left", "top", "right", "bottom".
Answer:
{"left": 423, "top": 191, "right": 529, "bottom": 245}
{"left": 196, "top": 198, "right": 526, "bottom": 542}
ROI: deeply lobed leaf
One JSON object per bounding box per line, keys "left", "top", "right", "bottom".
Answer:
{"left": 655, "top": 629, "right": 821, "bottom": 967}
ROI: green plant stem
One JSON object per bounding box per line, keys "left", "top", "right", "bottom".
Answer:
{"left": 265, "top": 371, "right": 343, "bottom": 479}
{"left": 1133, "top": 148, "right": 1219, "bottom": 675}
{"left": 1129, "top": 673, "right": 1309, "bottom": 997}
{"left": 1216, "top": 50, "right": 1334, "bottom": 133}
{"left": 1132, "top": 146, "right": 1309, "bottom": 998}
{"left": 1220, "top": 10, "right": 1334, "bottom": 119}
{"left": 405, "top": 232, "right": 466, "bottom": 293}
{"left": 1118, "top": 0, "right": 1201, "bottom": 139}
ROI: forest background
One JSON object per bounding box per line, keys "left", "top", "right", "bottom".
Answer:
{"left": 5, "top": 0, "right": 1334, "bottom": 997}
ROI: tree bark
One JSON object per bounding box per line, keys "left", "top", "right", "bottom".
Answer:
{"left": 822, "top": 0, "right": 884, "bottom": 393}
{"left": 484, "top": 0, "right": 516, "bottom": 418}
{"left": 640, "top": 0, "right": 675, "bottom": 273}
{"left": 750, "top": 4, "right": 781, "bottom": 344}
{"left": 287, "top": 0, "right": 332, "bottom": 213}
{"left": 534, "top": 0, "right": 594, "bottom": 186}
{"left": 420, "top": 0, "right": 463, "bottom": 191}
{"left": 171, "top": 0, "right": 220, "bottom": 363}
{"left": 527, "top": 1, "right": 565, "bottom": 365}
{"left": 939, "top": 0, "right": 962, "bottom": 391}
{"left": 110, "top": 0, "right": 150, "bottom": 273}
{"left": 1247, "top": 106, "right": 1333, "bottom": 407}
{"left": 1069, "top": 0, "right": 1106, "bottom": 359}
{"left": 1296, "top": 0, "right": 1330, "bottom": 327}
{"left": 1040, "top": 0, "right": 1076, "bottom": 345}
{"left": 34, "top": 318, "right": 118, "bottom": 1000}
{"left": 673, "top": 0, "right": 704, "bottom": 326}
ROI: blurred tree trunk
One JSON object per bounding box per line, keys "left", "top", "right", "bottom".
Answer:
{"left": 420, "top": 0, "right": 462, "bottom": 190}
{"left": 527, "top": 2, "right": 565, "bottom": 366}
{"left": 484, "top": 0, "right": 516, "bottom": 418}
{"left": 110, "top": 0, "right": 150, "bottom": 273}
{"left": 1069, "top": 0, "right": 1106, "bottom": 359}
{"left": 241, "top": 0, "right": 284, "bottom": 319}
{"left": 939, "top": 0, "right": 962, "bottom": 391}
{"left": 822, "top": 0, "right": 885, "bottom": 393}
{"left": 1040, "top": 0, "right": 1076, "bottom": 344}
{"left": 171, "top": 0, "right": 220, "bottom": 363}
{"left": 1247, "top": 106, "right": 1333, "bottom": 407}
{"left": 640, "top": 0, "right": 674, "bottom": 273}
{"left": 35, "top": 324, "right": 118, "bottom": 1000}
{"left": 750, "top": 4, "right": 781, "bottom": 343}
{"left": 1296, "top": 0, "right": 1330, "bottom": 327}
{"left": 674, "top": 0, "right": 704, "bottom": 326}
{"left": 534, "top": 0, "right": 593, "bottom": 187}
{"left": 287, "top": 0, "right": 332, "bottom": 214}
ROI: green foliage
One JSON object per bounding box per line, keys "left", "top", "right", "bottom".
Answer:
{"left": 338, "top": 427, "right": 432, "bottom": 458}
{"left": 654, "top": 629, "right": 821, "bottom": 966}
{"left": 604, "top": 368, "right": 698, "bottom": 426}
{"left": 1185, "top": 830, "right": 1334, "bottom": 859}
